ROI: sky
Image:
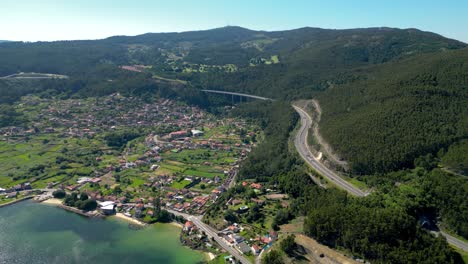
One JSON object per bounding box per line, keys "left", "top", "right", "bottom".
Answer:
{"left": 1, "top": 0, "right": 467, "bottom": 43}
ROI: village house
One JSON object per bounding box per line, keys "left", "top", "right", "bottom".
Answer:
{"left": 251, "top": 244, "right": 262, "bottom": 255}
{"left": 169, "top": 130, "right": 189, "bottom": 139}
{"left": 250, "top": 183, "right": 262, "bottom": 189}
{"left": 236, "top": 241, "right": 250, "bottom": 254}
{"left": 191, "top": 129, "right": 204, "bottom": 137}
{"left": 98, "top": 201, "right": 116, "bottom": 215}
{"left": 251, "top": 198, "right": 265, "bottom": 206}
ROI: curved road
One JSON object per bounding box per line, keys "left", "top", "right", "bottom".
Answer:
{"left": 200, "top": 88, "right": 365, "bottom": 196}
{"left": 293, "top": 105, "right": 367, "bottom": 197}
{"left": 200, "top": 90, "right": 468, "bottom": 252}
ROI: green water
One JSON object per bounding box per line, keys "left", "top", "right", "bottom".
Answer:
{"left": 0, "top": 201, "right": 205, "bottom": 264}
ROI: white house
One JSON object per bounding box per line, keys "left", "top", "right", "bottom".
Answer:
{"left": 191, "top": 129, "right": 204, "bottom": 137}
{"left": 98, "top": 201, "right": 116, "bottom": 215}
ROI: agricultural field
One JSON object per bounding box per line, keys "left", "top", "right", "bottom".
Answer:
{"left": 0, "top": 94, "right": 260, "bottom": 216}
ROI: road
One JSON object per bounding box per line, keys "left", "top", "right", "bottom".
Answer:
{"left": 440, "top": 230, "right": 468, "bottom": 252}
{"left": 293, "top": 105, "right": 367, "bottom": 197}
{"left": 165, "top": 208, "right": 251, "bottom": 264}
{"left": 200, "top": 90, "right": 364, "bottom": 196}
{"left": 201, "top": 89, "right": 273, "bottom": 101}
{"left": 0, "top": 72, "right": 69, "bottom": 79}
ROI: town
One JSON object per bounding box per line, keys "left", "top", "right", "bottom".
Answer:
{"left": 0, "top": 93, "right": 287, "bottom": 263}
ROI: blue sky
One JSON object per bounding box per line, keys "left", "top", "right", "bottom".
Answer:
{"left": 1, "top": 0, "right": 467, "bottom": 42}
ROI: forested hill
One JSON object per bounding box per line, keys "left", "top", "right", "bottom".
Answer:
{"left": 0, "top": 26, "right": 467, "bottom": 176}
{"left": 0, "top": 26, "right": 464, "bottom": 77}
{"left": 317, "top": 47, "right": 468, "bottom": 174}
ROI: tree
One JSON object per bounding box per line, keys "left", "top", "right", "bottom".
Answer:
{"left": 414, "top": 154, "right": 437, "bottom": 171}
{"left": 63, "top": 192, "right": 79, "bottom": 206}
{"left": 80, "top": 192, "right": 89, "bottom": 201}
{"left": 153, "top": 195, "right": 161, "bottom": 215}
{"left": 224, "top": 209, "right": 238, "bottom": 223}
{"left": 273, "top": 209, "right": 290, "bottom": 227}
{"left": 157, "top": 210, "right": 173, "bottom": 223}
{"left": 246, "top": 203, "right": 262, "bottom": 223}
{"left": 113, "top": 185, "right": 122, "bottom": 194}
{"left": 280, "top": 235, "right": 296, "bottom": 256}
{"left": 262, "top": 250, "right": 284, "bottom": 264}
{"left": 81, "top": 199, "right": 97, "bottom": 211}
{"left": 52, "top": 189, "right": 66, "bottom": 199}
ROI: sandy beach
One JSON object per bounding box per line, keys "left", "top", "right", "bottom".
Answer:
{"left": 113, "top": 213, "right": 146, "bottom": 226}
{"left": 41, "top": 198, "right": 63, "bottom": 205}
{"left": 170, "top": 221, "right": 184, "bottom": 228}
{"left": 205, "top": 252, "right": 215, "bottom": 261}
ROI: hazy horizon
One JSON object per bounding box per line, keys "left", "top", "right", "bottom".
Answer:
{"left": 2, "top": 0, "right": 468, "bottom": 43}
{"left": 2, "top": 25, "right": 466, "bottom": 45}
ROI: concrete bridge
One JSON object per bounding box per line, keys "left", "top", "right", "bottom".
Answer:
{"left": 201, "top": 89, "right": 273, "bottom": 102}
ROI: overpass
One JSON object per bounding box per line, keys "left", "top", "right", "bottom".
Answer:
{"left": 201, "top": 89, "right": 366, "bottom": 196}
{"left": 201, "top": 89, "right": 273, "bottom": 101}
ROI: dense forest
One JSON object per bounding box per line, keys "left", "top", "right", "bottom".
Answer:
{"left": 229, "top": 101, "right": 464, "bottom": 263}
{"left": 317, "top": 48, "right": 468, "bottom": 174}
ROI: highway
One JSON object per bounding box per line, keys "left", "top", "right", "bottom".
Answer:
{"left": 201, "top": 89, "right": 273, "bottom": 101}
{"left": 292, "top": 105, "right": 367, "bottom": 197}
{"left": 440, "top": 230, "right": 468, "bottom": 252}
{"left": 200, "top": 90, "right": 365, "bottom": 196}
{"left": 201, "top": 90, "right": 468, "bottom": 252}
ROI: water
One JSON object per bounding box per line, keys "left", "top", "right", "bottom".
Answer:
{"left": 0, "top": 201, "right": 204, "bottom": 264}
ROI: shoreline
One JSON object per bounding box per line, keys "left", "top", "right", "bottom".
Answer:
{"left": 205, "top": 252, "right": 215, "bottom": 261}
{"left": 0, "top": 196, "right": 34, "bottom": 208}
{"left": 113, "top": 212, "right": 147, "bottom": 226}
{"left": 170, "top": 221, "right": 184, "bottom": 228}
{"left": 41, "top": 198, "right": 104, "bottom": 218}
{"left": 6, "top": 197, "right": 216, "bottom": 261}
{"left": 41, "top": 198, "right": 63, "bottom": 205}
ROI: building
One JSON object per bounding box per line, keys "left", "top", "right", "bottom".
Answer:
{"left": 250, "top": 183, "right": 262, "bottom": 189}
{"left": 169, "top": 130, "right": 189, "bottom": 139}
{"left": 191, "top": 129, "right": 204, "bottom": 137}
{"left": 236, "top": 242, "right": 251, "bottom": 254}
{"left": 98, "top": 201, "right": 116, "bottom": 215}
{"left": 251, "top": 244, "right": 262, "bottom": 255}
{"left": 184, "top": 221, "right": 195, "bottom": 232}
{"left": 229, "top": 234, "right": 244, "bottom": 244}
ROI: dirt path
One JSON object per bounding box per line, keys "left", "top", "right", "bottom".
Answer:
{"left": 309, "top": 100, "right": 349, "bottom": 169}
{"left": 295, "top": 234, "right": 359, "bottom": 264}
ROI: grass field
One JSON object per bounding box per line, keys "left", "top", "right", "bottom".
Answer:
{"left": 0, "top": 132, "right": 111, "bottom": 189}
{"left": 184, "top": 169, "right": 222, "bottom": 178}
{"left": 171, "top": 180, "right": 191, "bottom": 189}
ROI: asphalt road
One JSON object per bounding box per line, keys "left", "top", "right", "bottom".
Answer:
{"left": 165, "top": 208, "right": 251, "bottom": 264}
{"left": 201, "top": 89, "right": 272, "bottom": 101}
{"left": 199, "top": 90, "right": 468, "bottom": 253}
{"left": 189, "top": 216, "right": 251, "bottom": 264}
{"left": 440, "top": 230, "right": 468, "bottom": 252}
{"left": 292, "top": 105, "right": 367, "bottom": 197}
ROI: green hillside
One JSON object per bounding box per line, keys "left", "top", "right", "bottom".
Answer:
{"left": 0, "top": 27, "right": 466, "bottom": 175}
{"left": 1, "top": 26, "right": 467, "bottom": 263}
{"left": 317, "top": 48, "right": 468, "bottom": 174}
{"left": 0, "top": 26, "right": 464, "bottom": 77}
